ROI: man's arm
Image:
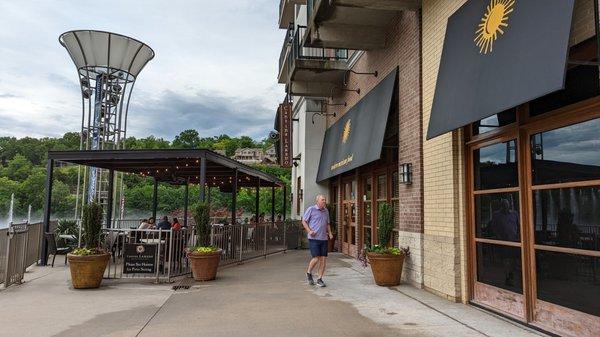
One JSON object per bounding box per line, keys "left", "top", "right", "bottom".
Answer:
{"left": 302, "top": 219, "right": 315, "bottom": 236}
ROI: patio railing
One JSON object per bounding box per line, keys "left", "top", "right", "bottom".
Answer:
{"left": 0, "top": 222, "right": 43, "bottom": 288}
{"left": 102, "top": 220, "right": 303, "bottom": 282}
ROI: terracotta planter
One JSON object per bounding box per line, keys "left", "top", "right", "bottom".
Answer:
{"left": 367, "top": 252, "right": 405, "bottom": 286}
{"left": 188, "top": 249, "right": 222, "bottom": 281}
{"left": 67, "top": 252, "right": 110, "bottom": 289}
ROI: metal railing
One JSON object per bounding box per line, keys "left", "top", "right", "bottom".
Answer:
{"left": 102, "top": 220, "right": 304, "bottom": 282}
{"left": 278, "top": 24, "right": 294, "bottom": 77}
{"left": 288, "top": 25, "right": 348, "bottom": 78}
{"left": 0, "top": 222, "right": 42, "bottom": 288}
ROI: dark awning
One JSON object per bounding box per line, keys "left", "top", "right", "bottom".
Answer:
{"left": 316, "top": 69, "right": 397, "bottom": 182}
{"left": 427, "top": 0, "right": 575, "bottom": 139}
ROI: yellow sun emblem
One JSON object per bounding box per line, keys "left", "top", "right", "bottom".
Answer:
{"left": 342, "top": 119, "right": 351, "bottom": 144}
{"left": 474, "top": 0, "right": 515, "bottom": 54}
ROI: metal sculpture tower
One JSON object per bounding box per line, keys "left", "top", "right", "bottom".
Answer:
{"left": 59, "top": 30, "right": 154, "bottom": 222}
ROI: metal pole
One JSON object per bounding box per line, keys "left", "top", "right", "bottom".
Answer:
{"left": 255, "top": 180, "right": 260, "bottom": 222}
{"left": 199, "top": 157, "right": 206, "bottom": 202}
{"left": 41, "top": 159, "right": 54, "bottom": 266}
{"left": 283, "top": 185, "right": 287, "bottom": 221}
{"left": 152, "top": 178, "right": 158, "bottom": 221}
{"left": 232, "top": 169, "right": 238, "bottom": 226}
{"left": 106, "top": 169, "right": 114, "bottom": 228}
{"left": 271, "top": 185, "right": 276, "bottom": 225}
{"left": 183, "top": 181, "right": 189, "bottom": 228}
{"left": 595, "top": 0, "right": 600, "bottom": 89}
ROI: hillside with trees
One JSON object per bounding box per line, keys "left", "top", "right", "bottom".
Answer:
{"left": 0, "top": 130, "right": 290, "bottom": 223}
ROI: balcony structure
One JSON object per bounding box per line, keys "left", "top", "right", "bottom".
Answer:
{"left": 278, "top": 25, "right": 349, "bottom": 97}
{"left": 305, "top": 0, "right": 421, "bottom": 50}
{"left": 279, "top": 0, "right": 307, "bottom": 29}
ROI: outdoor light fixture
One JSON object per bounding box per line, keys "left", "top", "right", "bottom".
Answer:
{"left": 400, "top": 163, "right": 412, "bottom": 185}
{"left": 330, "top": 85, "right": 360, "bottom": 98}
{"left": 343, "top": 69, "right": 378, "bottom": 86}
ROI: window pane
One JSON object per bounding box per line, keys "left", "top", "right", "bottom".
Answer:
{"left": 529, "top": 65, "right": 599, "bottom": 117}
{"left": 363, "top": 226, "right": 372, "bottom": 249}
{"left": 531, "top": 117, "right": 600, "bottom": 185}
{"left": 392, "top": 200, "right": 400, "bottom": 230}
{"left": 364, "top": 203, "right": 371, "bottom": 227}
{"left": 472, "top": 108, "right": 517, "bottom": 135}
{"left": 533, "top": 187, "right": 600, "bottom": 251}
{"left": 474, "top": 140, "right": 518, "bottom": 190}
{"left": 536, "top": 251, "right": 600, "bottom": 316}
{"left": 365, "top": 178, "right": 372, "bottom": 201}
{"left": 475, "top": 193, "right": 520, "bottom": 242}
{"left": 377, "top": 175, "right": 386, "bottom": 199}
{"left": 476, "top": 243, "right": 523, "bottom": 294}
{"left": 392, "top": 171, "right": 399, "bottom": 198}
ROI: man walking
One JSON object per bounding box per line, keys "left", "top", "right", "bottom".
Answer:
{"left": 302, "top": 195, "right": 333, "bottom": 287}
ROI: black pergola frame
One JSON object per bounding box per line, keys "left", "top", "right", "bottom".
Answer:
{"left": 41, "top": 149, "right": 287, "bottom": 265}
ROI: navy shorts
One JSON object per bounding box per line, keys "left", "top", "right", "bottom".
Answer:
{"left": 308, "top": 239, "right": 328, "bottom": 257}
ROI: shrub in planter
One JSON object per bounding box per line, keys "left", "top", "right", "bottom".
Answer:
{"left": 361, "top": 203, "right": 409, "bottom": 286}
{"left": 67, "top": 202, "right": 110, "bottom": 289}
{"left": 188, "top": 202, "right": 221, "bottom": 281}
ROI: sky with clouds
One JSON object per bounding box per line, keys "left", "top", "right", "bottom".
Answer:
{"left": 0, "top": 0, "right": 285, "bottom": 141}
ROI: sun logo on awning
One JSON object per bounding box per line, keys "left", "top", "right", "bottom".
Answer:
{"left": 342, "top": 119, "right": 351, "bottom": 144}
{"left": 475, "top": 0, "right": 515, "bottom": 54}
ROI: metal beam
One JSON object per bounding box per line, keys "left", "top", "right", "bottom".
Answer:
{"left": 152, "top": 178, "right": 158, "bottom": 221}
{"left": 41, "top": 159, "right": 54, "bottom": 266}
{"left": 283, "top": 185, "right": 287, "bottom": 221}
{"left": 271, "top": 184, "right": 276, "bottom": 225}
{"left": 232, "top": 169, "right": 238, "bottom": 225}
{"left": 199, "top": 157, "right": 206, "bottom": 202}
{"left": 106, "top": 169, "right": 114, "bottom": 228}
{"left": 255, "top": 180, "right": 260, "bottom": 222}
{"left": 183, "top": 180, "right": 189, "bottom": 227}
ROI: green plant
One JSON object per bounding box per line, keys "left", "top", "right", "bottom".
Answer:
{"left": 190, "top": 246, "right": 219, "bottom": 254}
{"left": 377, "top": 202, "right": 394, "bottom": 247}
{"left": 193, "top": 201, "right": 211, "bottom": 247}
{"left": 80, "top": 202, "right": 103, "bottom": 250}
{"left": 71, "top": 247, "right": 97, "bottom": 256}
{"left": 56, "top": 219, "right": 78, "bottom": 237}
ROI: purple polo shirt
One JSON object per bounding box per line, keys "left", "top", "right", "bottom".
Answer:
{"left": 303, "top": 205, "right": 330, "bottom": 241}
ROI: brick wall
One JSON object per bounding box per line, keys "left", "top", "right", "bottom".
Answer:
{"left": 328, "top": 10, "right": 423, "bottom": 285}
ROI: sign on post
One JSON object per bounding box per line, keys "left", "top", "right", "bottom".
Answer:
{"left": 123, "top": 243, "right": 157, "bottom": 274}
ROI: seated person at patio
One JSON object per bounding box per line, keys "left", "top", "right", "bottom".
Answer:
{"left": 172, "top": 217, "right": 182, "bottom": 231}
{"left": 138, "top": 218, "right": 151, "bottom": 229}
{"left": 156, "top": 216, "right": 172, "bottom": 230}
{"left": 147, "top": 217, "right": 156, "bottom": 228}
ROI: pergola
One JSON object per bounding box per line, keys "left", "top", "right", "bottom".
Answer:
{"left": 41, "top": 149, "right": 287, "bottom": 265}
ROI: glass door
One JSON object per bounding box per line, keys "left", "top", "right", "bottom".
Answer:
{"left": 469, "top": 136, "right": 526, "bottom": 319}
{"left": 527, "top": 117, "right": 600, "bottom": 335}
{"left": 341, "top": 179, "right": 357, "bottom": 256}
{"left": 362, "top": 176, "right": 373, "bottom": 249}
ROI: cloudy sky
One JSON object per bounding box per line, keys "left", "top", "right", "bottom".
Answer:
{"left": 0, "top": 0, "right": 285, "bottom": 141}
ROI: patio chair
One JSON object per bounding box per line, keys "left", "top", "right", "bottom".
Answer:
{"left": 44, "top": 232, "right": 72, "bottom": 267}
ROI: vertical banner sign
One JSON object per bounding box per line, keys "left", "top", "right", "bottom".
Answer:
{"left": 88, "top": 74, "right": 104, "bottom": 203}
{"left": 278, "top": 103, "right": 292, "bottom": 168}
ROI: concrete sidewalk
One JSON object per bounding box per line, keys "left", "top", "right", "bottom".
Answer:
{"left": 0, "top": 251, "right": 547, "bottom": 337}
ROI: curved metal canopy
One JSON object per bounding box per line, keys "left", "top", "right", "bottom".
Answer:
{"left": 59, "top": 30, "right": 155, "bottom": 81}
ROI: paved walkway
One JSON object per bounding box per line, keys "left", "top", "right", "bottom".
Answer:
{"left": 0, "top": 251, "right": 547, "bottom": 337}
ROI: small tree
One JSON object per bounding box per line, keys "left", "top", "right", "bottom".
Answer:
{"left": 81, "top": 202, "right": 103, "bottom": 249}
{"left": 193, "top": 202, "right": 211, "bottom": 246}
{"left": 377, "top": 202, "right": 394, "bottom": 247}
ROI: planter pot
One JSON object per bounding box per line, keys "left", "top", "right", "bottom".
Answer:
{"left": 188, "top": 249, "right": 222, "bottom": 281}
{"left": 67, "top": 252, "right": 110, "bottom": 289}
{"left": 367, "top": 252, "right": 405, "bottom": 286}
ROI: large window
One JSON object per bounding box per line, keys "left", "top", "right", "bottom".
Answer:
{"left": 473, "top": 140, "right": 518, "bottom": 190}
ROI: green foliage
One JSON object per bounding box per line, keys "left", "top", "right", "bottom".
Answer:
{"left": 81, "top": 202, "right": 103, "bottom": 249}
{"left": 2, "top": 154, "right": 33, "bottom": 181}
{"left": 377, "top": 202, "right": 394, "bottom": 247}
{"left": 193, "top": 202, "right": 211, "bottom": 246}
{"left": 367, "top": 245, "right": 402, "bottom": 255}
{"left": 56, "top": 219, "right": 78, "bottom": 236}
{"left": 172, "top": 129, "right": 200, "bottom": 149}
{"left": 190, "top": 246, "right": 219, "bottom": 254}
{"left": 71, "top": 247, "right": 98, "bottom": 256}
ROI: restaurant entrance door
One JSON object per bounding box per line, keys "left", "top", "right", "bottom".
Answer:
{"left": 341, "top": 179, "right": 357, "bottom": 256}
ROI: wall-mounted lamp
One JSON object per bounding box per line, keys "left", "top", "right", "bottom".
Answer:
{"left": 400, "top": 163, "right": 412, "bottom": 185}
{"left": 292, "top": 155, "right": 301, "bottom": 167}
{"left": 330, "top": 86, "right": 360, "bottom": 99}
{"left": 343, "top": 69, "right": 378, "bottom": 86}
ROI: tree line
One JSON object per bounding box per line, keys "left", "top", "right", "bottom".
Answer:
{"left": 0, "top": 130, "right": 289, "bottom": 221}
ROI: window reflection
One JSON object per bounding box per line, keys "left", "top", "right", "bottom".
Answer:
{"left": 475, "top": 193, "right": 520, "bottom": 242}
{"left": 531, "top": 117, "right": 600, "bottom": 185}
{"left": 476, "top": 243, "right": 523, "bottom": 294}
{"left": 474, "top": 140, "right": 519, "bottom": 190}
{"left": 472, "top": 108, "right": 516, "bottom": 135}
{"left": 533, "top": 187, "right": 600, "bottom": 251}
{"left": 536, "top": 251, "right": 600, "bottom": 316}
